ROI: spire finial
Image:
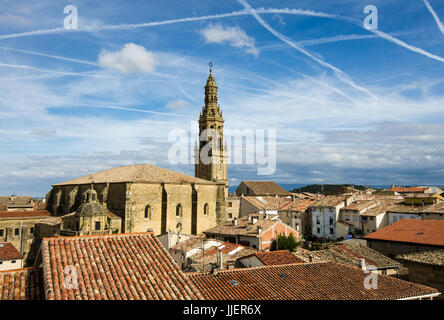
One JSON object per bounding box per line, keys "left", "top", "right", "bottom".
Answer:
{"left": 209, "top": 61, "right": 213, "bottom": 73}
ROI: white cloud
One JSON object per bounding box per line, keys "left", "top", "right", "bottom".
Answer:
{"left": 201, "top": 24, "right": 259, "bottom": 57}
{"left": 166, "top": 99, "right": 190, "bottom": 109}
{"left": 98, "top": 43, "right": 158, "bottom": 74}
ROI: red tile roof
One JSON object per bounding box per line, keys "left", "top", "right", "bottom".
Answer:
{"left": 0, "top": 210, "right": 51, "bottom": 219}
{"left": 40, "top": 232, "right": 203, "bottom": 300}
{"left": 188, "top": 261, "right": 439, "bottom": 300}
{"left": 249, "top": 250, "right": 303, "bottom": 266}
{"left": 0, "top": 243, "right": 23, "bottom": 260}
{"left": 388, "top": 186, "right": 427, "bottom": 193}
{"left": 364, "top": 219, "right": 444, "bottom": 247}
{"left": 0, "top": 268, "right": 41, "bottom": 300}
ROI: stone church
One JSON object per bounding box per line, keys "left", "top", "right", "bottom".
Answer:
{"left": 46, "top": 68, "right": 228, "bottom": 236}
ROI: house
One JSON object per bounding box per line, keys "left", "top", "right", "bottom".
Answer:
{"left": 239, "top": 195, "right": 288, "bottom": 218}
{"left": 0, "top": 242, "right": 24, "bottom": 271}
{"left": 31, "top": 232, "right": 203, "bottom": 300}
{"left": 387, "top": 186, "right": 428, "bottom": 194}
{"left": 397, "top": 249, "right": 444, "bottom": 300}
{"left": 187, "top": 242, "right": 256, "bottom": 272}
{"left": 404, "top": 193, "right": 444, "bottom": 205}
{"left": 202, "top": 214, "right": 300, "bottom": 250}
{"left": 187, "top": 261, "right": 440, "bottom": 300}
{"left": 0, "top": 210, "right": 52, "bottom": 265}
{"left": 226, "top": 195, "right": 240, "bottom": 221}
{"left": 338, "top": 200, "right": 381, "bottom": 236}
{"left": 278, "top": 198, "right": 316, "bottom": 235}
{"left": 365, "top": 219, "right": 444, "bottom": 258}
{"left": 237, "top": 250, "right": 303, "bottom": 268}
{"left": 0, "top": 196, "right": 34, "bottom": 211}
{"left": 235, "top": 181, "right": 291, "bottom": 197}
{"left": 157, "top": 230, "right": 195, "bottom": 250}
{"left": 310, "top": 195, "right": 351, "bottom": 240}
{"left": 294, "top": 243, "right": 402, "bottom": 276}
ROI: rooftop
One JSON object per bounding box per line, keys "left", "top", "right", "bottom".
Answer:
{"left": 397, "top": 249, "right": 444, "bottom": 267}
{"left": 294, "top": 243, "right": 401, "bottom": 269}
{"left": 341, "top": 200, "right": 380, "bottom": 212}
{"left": 39, "top": 232, "right": 203, "bottom": 300}
{"left": 0, "top": 210, "right": 52, "bottom": 220}
{"left": 245, "top": 250, "right": 304, "bottom": 266}
{"left": 0, "top": 268, "right": 41, "bottom": 300}
{"left": 279, "top": 198, "right": 317, "bottom": 212}
{"left": 0, "top": 243, "right": 23, "bottom": 260}
{"left": 236, "top": 181, "right": 291, "bottom": 196}
{"left": 311, "top": 195, "right": 348, "bottom": 207}
{"left": 53, "top": 163, "right": 215, "bottom": 186}
{"left": 188, "top": 261, "right": 438, "bottom": 300}
{"left": 388, "top": 186, "right": 428, "bottom": 193}
{"left": 364, "top": 219, "right": 444, "bottom": 247}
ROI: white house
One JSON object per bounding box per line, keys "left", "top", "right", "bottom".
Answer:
{"left": 311, "top": 196, "right": 351, "bottom": 240}
{"left": 0, "top": 242, "right": 23, "bottom": 271}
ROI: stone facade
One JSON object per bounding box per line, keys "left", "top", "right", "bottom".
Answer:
{"left": 401, "top": 261, "right": 444, "bottom": 300}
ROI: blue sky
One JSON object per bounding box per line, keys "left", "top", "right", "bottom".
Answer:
{"left": 0, "top": 0, "right": 444, "bottom": 196}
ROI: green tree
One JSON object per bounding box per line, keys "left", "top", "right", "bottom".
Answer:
{"left": 270, "top": 233, "right": 300, "bottom": 252}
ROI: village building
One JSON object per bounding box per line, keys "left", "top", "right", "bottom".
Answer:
{"left": 338, "top": 200, "right": 381, "bottom": 236}
{"left": 0, "top": 196, "right": 34, "bottom": 211}
{"left": 235, "top": 181, "right": 291, "bottom": 197}
{"left": 310, "top": 195, "right": 352, "bottom": 240}
{"left": 202, "top": 213, "right": 300, "bottom": 250}
{"left": 46, "top": 69, "right": 228, "bottom": 237}
{"left": 238, "top": 195, "right": 288, "bottom": 219}
{"left": 237, "top": 250, "right": 303, "bottom": 268}
{"left": 187, "top": 261, "right": 440, "bottom": 300}
{"left": 0, "top": 242, "right": 24, "bottom": 271}
{"left": 0, "top": 210, "right": 52, "bottom": 265}
{"left": 278, "top": 198, "right": 316, "bottom": 235}
{"left": 365, "top": 219, "right": 444, "bottom": 258}
{"left": 226, "top": 195, "right": 240, "bottom": 221}
{"left": 294, "top": 243, "right": 402, "bottom": 276}
{"left": 397, "top": 249, "right": 444, "bottom": 300}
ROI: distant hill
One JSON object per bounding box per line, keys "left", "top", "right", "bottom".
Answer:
{"left": 290, "top": 184, "right": 368, "bottom": 194}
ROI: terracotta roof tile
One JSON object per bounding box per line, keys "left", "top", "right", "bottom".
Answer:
{"left": 0, "top": 268, "right": 41, "bottom": 300}
{"left": 53, "top": 163, "right": 215, "bottom": 186}
{"left": 188, "top": 261, "right": 439, "bottom": 300}
{"left": 0, "top": 210, "right": 51, "bottom": 219}
{"left": 364, "top": 219, "right": 444, "bottom": 247}
{"left": 252, "top": 250, "right": 303, "bottom": 265}
{"left": 237, "top": 181, "right": 291, "bottom": 196}
{"left": 397, "top": 249, "right": 444, "bottom": 267}
{"left": 0, "top": 243, "right": 23, "bottom": 260}
{"left": 40, "top": 233, "right": 203, "bottom": 300}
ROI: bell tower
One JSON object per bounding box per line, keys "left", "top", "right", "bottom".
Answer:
{"left": 195, "top": 64, "right": 228, "bottom": 187}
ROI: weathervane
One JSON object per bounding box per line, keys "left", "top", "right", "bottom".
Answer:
{"left": 209, "top": 61, "right": 213, "bottom": 72}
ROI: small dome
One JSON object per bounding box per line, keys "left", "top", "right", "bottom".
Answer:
{"left": 76, "top": 201, "right": 105, "bottom": 217}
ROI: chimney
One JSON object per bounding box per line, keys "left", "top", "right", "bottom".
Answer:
{"left": 358, "top": 259, "right": 366, "bottom": 270}
{"left": 257, "top": 226, "right": 262, "bottom": 234}
{"left": 308, "top": 255, "right": 313, "bottom": 262}
{"left": 218, "top": 247, "right": 223, "bottom": 270}
{"left": 233, "top": 218, "right": 238, "bottom": 226}
{"left": 210, "top": 264, "right": 218, "bottom": 275}
{"left": 252, "top": 216, "right": 258, "bottom": 224}
{"left": 248, "top": 216, "right": 252, "bottom": 221}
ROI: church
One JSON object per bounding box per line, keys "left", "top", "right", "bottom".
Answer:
{"left": 46, "top": 67, "right": 228, "bottom": 236}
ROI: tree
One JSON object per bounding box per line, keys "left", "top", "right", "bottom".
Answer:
{"left": 270, "top": 233, "right": 300, "bottom": 252}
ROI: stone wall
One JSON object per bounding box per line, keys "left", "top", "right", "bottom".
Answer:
{"left": 403, "top": 262, "right": 444, "bottom": 300}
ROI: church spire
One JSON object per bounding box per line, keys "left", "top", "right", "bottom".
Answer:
{"left": 201, "top": 63, "right": 223, "bottom": 121}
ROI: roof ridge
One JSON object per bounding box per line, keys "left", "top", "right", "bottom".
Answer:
{"left": 43, "top": 231, "right": 153, "bottom": 240}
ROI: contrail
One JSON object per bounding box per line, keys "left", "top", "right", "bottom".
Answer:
{"left": 1, "top": 6, "right": 443, "bottom": 65}
{"left": 238, "top": 0, "right": 377, "bottom": 99}
{"left": 423, "top": 0, "right": 444, "bottom": 37}
{"left": 0, "top": 62, "right": 112, "bottom": 78}
{"left": 73, "top": 103, "right": 187, "bottom": 117}
{"left": 0, "top": 46, "right": 98, "bottom": 66}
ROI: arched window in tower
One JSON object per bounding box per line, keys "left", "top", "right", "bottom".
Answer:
{"left": 144, "top": 205, "right": 152, "bottom": 220}
{"left": 203, "top": 203, "right": 209, "bottom": 215}
{"left": 176, "top": 204, "right": 183, "bottom": 217}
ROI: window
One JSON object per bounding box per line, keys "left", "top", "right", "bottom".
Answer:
{"left": 0, "top": 229, "right": 3, "bottom": 237}
{"left": 176, "top": 204, "right": 183, "bottom": 217}
{"left": 399, "top": 215, "right": 404, "bottom": 220}
{"left": 30, "top": 227, "right": 34, "bottom": 234}
{"left": 330, "top": 228, "right": 334, "bottom": 234}
{"left": 92, "top": 194, "right": 96, "bottom": 201}
{"left": 203, "top": 203, "right": 209, "bottom": 216}
{"left": 95, "top": 221, "right": 101, "bottom": 231}
{"left": 393, "top": 216, "right": 398, "bottom": 222}
{"left": 144, "top": 205, "right": 152, "bottom": 220}
{"left": 0, "top": 261, "right": 2, "bottom": 265}
{"left": 329, "top": 217, "right": 334, "bottom": 225}
{"left": 369, "top": 217, "right": 374, "bottom": 221}
{"left": 228, "top": 202, "right": 232, "bottom": 208}
{"left": 345, "top": 215, "right": 350, "bottom": 221}
{"left": 317, "top": 227, "right": 320, "bottom": 234}
{"left": 316, "top": 216, "right": 320, "bottom": 224}
{"left": 14, "top": 228, "right": 19, "bottom": 236}
{"left": 353, "top": 215, "right": 358, "bottom": 222}
{"left": 228, "top": 213, "right": 232, "bottom": 218}
{"left": 11, "top": 260, "right": 16, "bottom": 264}
{"left": 329, "top": 208, "right": 334, "bottom": 213}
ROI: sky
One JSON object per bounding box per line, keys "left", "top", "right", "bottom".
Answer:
{"left": 0, "top": 0, "right": 444, "bottom": 196}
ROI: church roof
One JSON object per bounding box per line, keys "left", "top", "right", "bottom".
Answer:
{"left": 53, "top": 163, "right": 216, "bottom": 186}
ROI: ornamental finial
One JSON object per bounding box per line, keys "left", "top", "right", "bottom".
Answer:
{"left": 209, "top": 61, "right": 213, "bottom": 73}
